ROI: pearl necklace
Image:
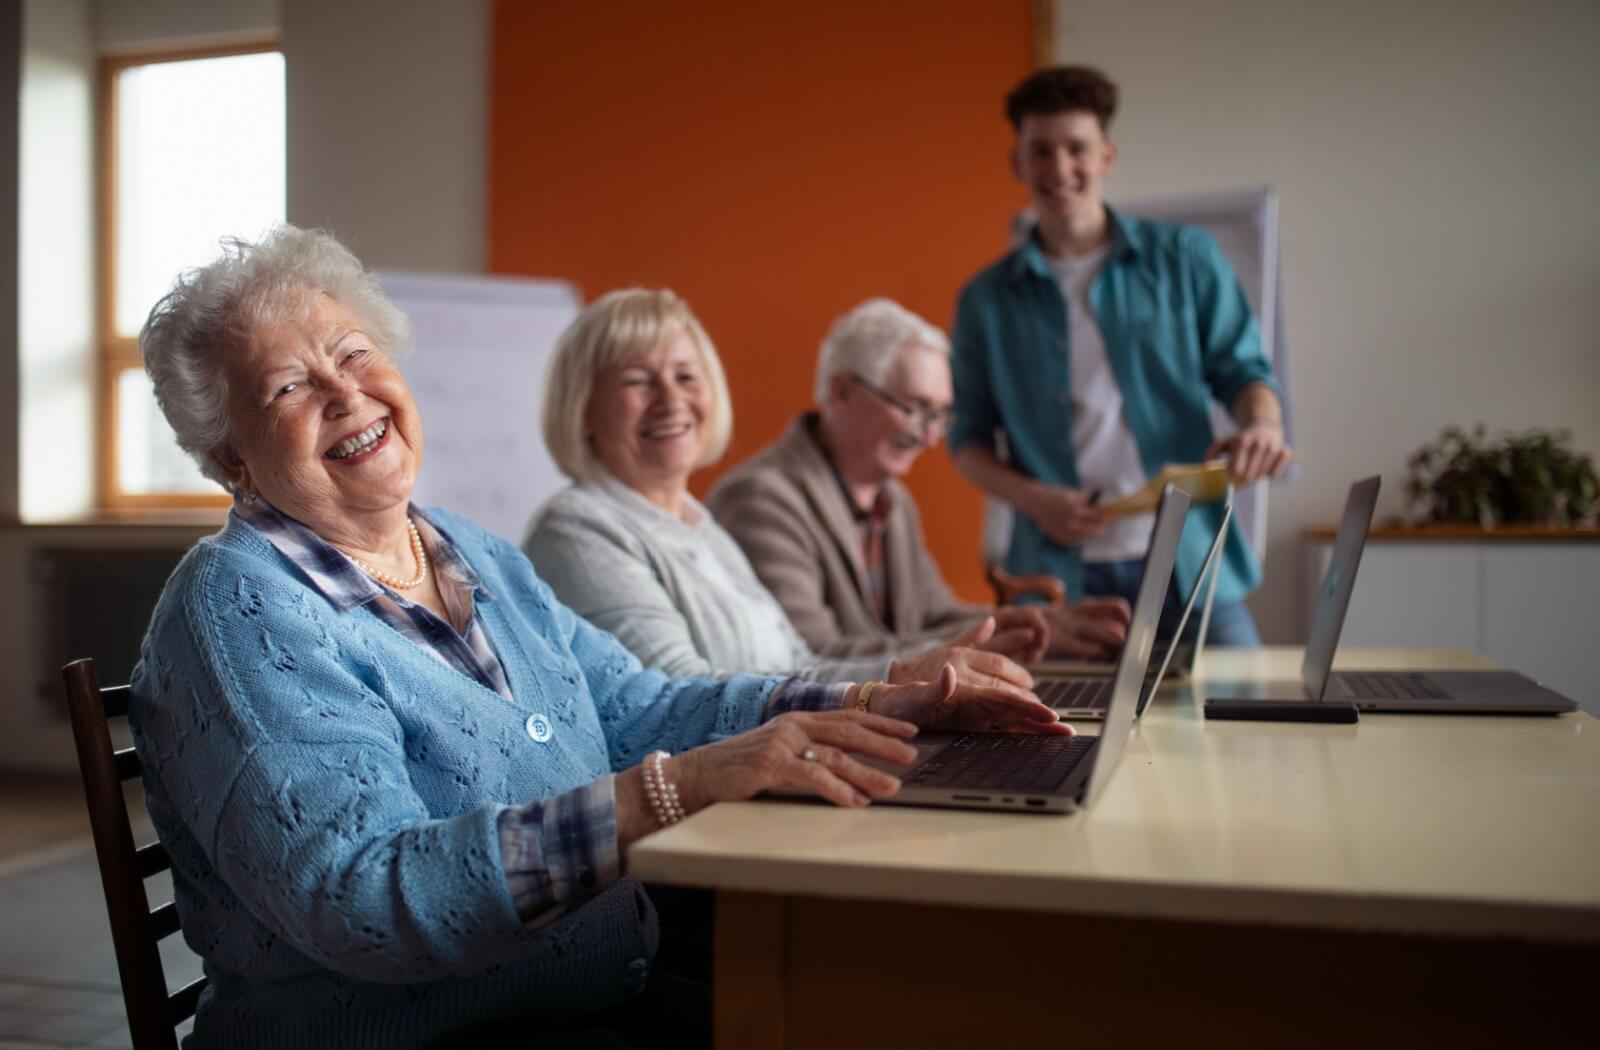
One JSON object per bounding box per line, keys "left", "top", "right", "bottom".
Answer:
{"left": 350, "top": 518, "right": 429, "bottom": 590}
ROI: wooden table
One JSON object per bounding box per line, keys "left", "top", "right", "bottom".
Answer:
{"left": 629, "top": 648, "right": 1600, "bottom": 1049}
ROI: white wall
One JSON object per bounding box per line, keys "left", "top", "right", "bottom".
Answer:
{"left": 18, "top": 0, "right": 95, "bottom": 522}
{"left": 1053, "top": 0, "right": 1600, "bottom": 642}
{"left": 95, "top": 0, "right": 278, "bottom": 51}
{"left": 0, "top": 3, "right": 20, "bottom": 522}
{"left": 282, "top": 0, "right": 488, "bottom": 272}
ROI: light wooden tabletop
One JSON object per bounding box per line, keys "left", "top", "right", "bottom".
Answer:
{"left": 628, "top": 648, "right": 1600, "bottom": 943}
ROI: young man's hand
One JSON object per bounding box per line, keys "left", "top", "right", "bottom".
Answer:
{"left": 1207, "top": 422, "right": 1293, "bottom": 484}
{"left": 1022, "top": 484, "right": 1111, "bottom": 547}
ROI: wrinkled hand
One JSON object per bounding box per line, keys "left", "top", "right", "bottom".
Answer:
{"left": 1045, "top": 597, "right": 1132, "bottom": 659}
{"left": 871, "top": 663, "right": 1072, "bottom": 736}
{"left": 972, "top": 606, "right": 1049, "bottom": 665}
{"left": 672, "top": 709, "right": 919, "bottom": 810}
{"left": 1024, "top": 484, "right": 1110, "bottom": 547}
{"left": 1206, "top": 423, "right": 1293, "bottom": 484}
{"left": 892, "top": 617, "right": 1035, "bottom": 698}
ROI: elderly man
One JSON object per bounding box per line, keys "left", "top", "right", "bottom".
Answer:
{"left": 709, "top": 299, "right": 1130, "bottom": 663}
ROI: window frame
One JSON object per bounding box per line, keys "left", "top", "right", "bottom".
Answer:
{"left": 96, "top": 38, "right": 282, "bottom": 510}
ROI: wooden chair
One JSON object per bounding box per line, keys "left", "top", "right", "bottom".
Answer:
{"left": 62, "top": 658, "right": 206, "bottom": 1050}
{"left": 984, "top": 564, "right": 1067, "bottom": 608}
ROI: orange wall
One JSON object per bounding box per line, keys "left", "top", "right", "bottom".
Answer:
{"left": 489, "top": 0, "right": 1033, "bottom": 601}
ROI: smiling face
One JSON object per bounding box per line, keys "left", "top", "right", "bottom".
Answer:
{"left": 1013, "top": 109, "right": 1117, "bottom": 236}
{"left": 825, "top": 343, "right": 954, "bottom": 486}
{"left": 584, "top": 327, "right": 712, "bottom": 508}
{"left": 216, "top": 293, "right": 423, "bottom": 536}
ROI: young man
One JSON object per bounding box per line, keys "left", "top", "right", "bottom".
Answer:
{"left": 949, "top": 66, "right": 1293, "bottom": 645}
{"left": 708, "top": 298, "right": 1131, "bottom": 664}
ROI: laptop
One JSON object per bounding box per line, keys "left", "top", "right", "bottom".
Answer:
{"left": 1036, "top": 496, "right": 1231, "bottom": 720}
{"left": 814, "top": 485, "right": 1193, "bottom": 815}
{"left": 1254, "top": 475, "right": 1576, "bottom": 715}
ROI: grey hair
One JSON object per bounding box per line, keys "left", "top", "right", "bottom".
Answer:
{"left": 814, "top": 298, "right": 950, "bottom": 404}
{"left": 542, "top": 288, "right": 733, "bottom": 482}
{"left": 139, "top": 225, "right": 413, "bottom": 488}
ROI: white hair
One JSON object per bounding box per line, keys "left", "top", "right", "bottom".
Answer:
{"left": 814, "top": 298, "right": 950, "bottom": 404}
{"left": 139, "top": 225, "right": 412, "bottom": 489}
{"left": 541, "top": 288, "right": 733, "bottom": 482}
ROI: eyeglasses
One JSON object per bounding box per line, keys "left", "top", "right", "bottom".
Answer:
{"left": 850, "top": 375, "right": 956, "bottom": 433}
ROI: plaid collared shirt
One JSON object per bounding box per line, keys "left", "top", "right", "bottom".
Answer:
{"left": 236, "top": 497, "right": 848, "bottom": 928}
{"left": 235, "top": 497, "right": 514, "bottom": 700}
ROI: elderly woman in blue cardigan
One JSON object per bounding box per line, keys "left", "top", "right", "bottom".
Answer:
{"left": 129, "top": 226, "right": 1068, "bottom": 1050}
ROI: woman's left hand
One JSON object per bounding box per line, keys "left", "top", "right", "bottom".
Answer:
{"left": 865, "top": 664, "right": 1072, "bottom": 736}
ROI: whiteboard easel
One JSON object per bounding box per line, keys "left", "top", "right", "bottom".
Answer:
{"left": 379, "top": 272, "right": 580, "bottom": 544}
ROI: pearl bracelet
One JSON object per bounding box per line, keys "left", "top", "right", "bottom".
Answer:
{"left": 642, "top": 750, "right": 685, "bottom": 828}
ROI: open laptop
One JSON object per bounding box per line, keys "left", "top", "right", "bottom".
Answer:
{"left": 816, "top": 485, "right": 1193, "bottom": 815}
{"left": 1257, "top": 475, "right": 1576, "bottom": 714}
{"left": 1036, "top": 497, "right": 1231, "bottom": 720}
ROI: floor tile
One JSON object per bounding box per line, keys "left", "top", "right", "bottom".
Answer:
{"left": 0, "top": 985, "right": 34, "bottom": 1011}
{"left": 1, "top": 1009, "right": 125, "bottom": 1046}
{"left": 4, "top": 986, "right": 116, "bottom": 1017}
{"left": 84, "top": 1027, "right": 132, "bottom": 1050}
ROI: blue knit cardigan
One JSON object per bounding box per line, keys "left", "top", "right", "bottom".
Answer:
{"left": 129, "top": 507, "right": 782, "bottom": 1049}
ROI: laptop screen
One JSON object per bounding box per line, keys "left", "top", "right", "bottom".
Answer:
{"left": 1135, "top": 498, "right": 1233, "bottom": 717}
{"left": 1082, "top": 484, "right": 1191, "bottom": 806}
{"left": 1301, "top": 476, "right": 1382, "bottom": 699}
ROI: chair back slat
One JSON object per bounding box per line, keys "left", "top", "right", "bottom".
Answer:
{"left": 134, "top": 841, "right": 171, "bottom": 879}
{"left": 167, "top": 978, "right": 206, "bottom": 1025}
{"left": 101, "top": 684, "right": 132, "bottom": 719}
{"left": 114, "top": 748, "right": 143, "bottom": 782}
{"left": 62, "top": 658, "right": 207, "bottom": 1050}
{"left": 149, "top": 901, "right": 182, "bottom": 940}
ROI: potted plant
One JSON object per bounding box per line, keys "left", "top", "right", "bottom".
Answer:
{"left": 1405, "top": 425, "right": 1599, "bottom": 528}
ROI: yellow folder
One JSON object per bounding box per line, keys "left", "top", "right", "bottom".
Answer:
{"left": 1098, "top": 461, "right": 1232, "bottom": 516}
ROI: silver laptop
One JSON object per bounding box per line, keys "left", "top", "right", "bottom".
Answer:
{"left": 1037, "top": 497, "right": 1231, "bottom": 720}
{"left": 822, "top": 485, "right": 1192, "bottom": 815}
{"left": 1289, "top": 476, "right": 1575, "bottom": 714}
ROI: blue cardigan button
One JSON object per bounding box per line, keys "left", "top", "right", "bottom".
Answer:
{"left": 623, "top": 958, "right": 649, "bottom": 993}
{"left": 525, "top": 714, "right": 553, "bottom": 743}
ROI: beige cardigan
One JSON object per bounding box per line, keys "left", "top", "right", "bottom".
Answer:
{"left": 707, "top": 414, "right": 990, "bottom": 660}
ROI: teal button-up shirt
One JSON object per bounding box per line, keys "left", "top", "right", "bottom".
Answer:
{"left": 950, "top": 208, "right": 1278, "bottom": 604}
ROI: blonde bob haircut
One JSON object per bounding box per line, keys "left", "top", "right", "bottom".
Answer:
{"left": 542, "top": 288, "right": 733, "bottom": 482}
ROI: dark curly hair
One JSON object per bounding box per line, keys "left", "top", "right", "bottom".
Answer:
{"left": 1004, "top": 66, "right": 1118, "bottom": 132}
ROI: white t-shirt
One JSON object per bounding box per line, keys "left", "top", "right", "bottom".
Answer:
{"left": 1048, "top": 247, "right": 1157, "bottom": 563}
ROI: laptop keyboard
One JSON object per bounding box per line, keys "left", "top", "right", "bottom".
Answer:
{"left": 904, "top": 734, "right": 1098, "bottom": 793}
{"left": 1038, "top": 678, "right": 1115, "bottom": 710}
{"left": 1334, "top": 671, "right": 1450, "bottom": 700}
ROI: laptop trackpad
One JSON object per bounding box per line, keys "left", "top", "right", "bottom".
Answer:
{"left": 855, "top": 737, "right": 947, "bottom": 775}
{"left": 1425, "top": 670, "right": 1561, "bottom": 700}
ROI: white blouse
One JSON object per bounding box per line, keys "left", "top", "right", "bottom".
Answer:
{"left": 524, "top": 473, "right": 891, "bottom": 684}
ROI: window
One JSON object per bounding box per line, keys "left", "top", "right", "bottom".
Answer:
{"left": 99, "top": 43, "right": 284, "bottom": 507}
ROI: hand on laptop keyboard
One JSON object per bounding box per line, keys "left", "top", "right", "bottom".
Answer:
{"left": 1044, "top": 596, "right": 1131, "bottom": 660}
{"left": 669, "top": 708, "right": 921, "bottom": 812}
{"left": 871, "top": 663, "right": 1073, "bottom": 736}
